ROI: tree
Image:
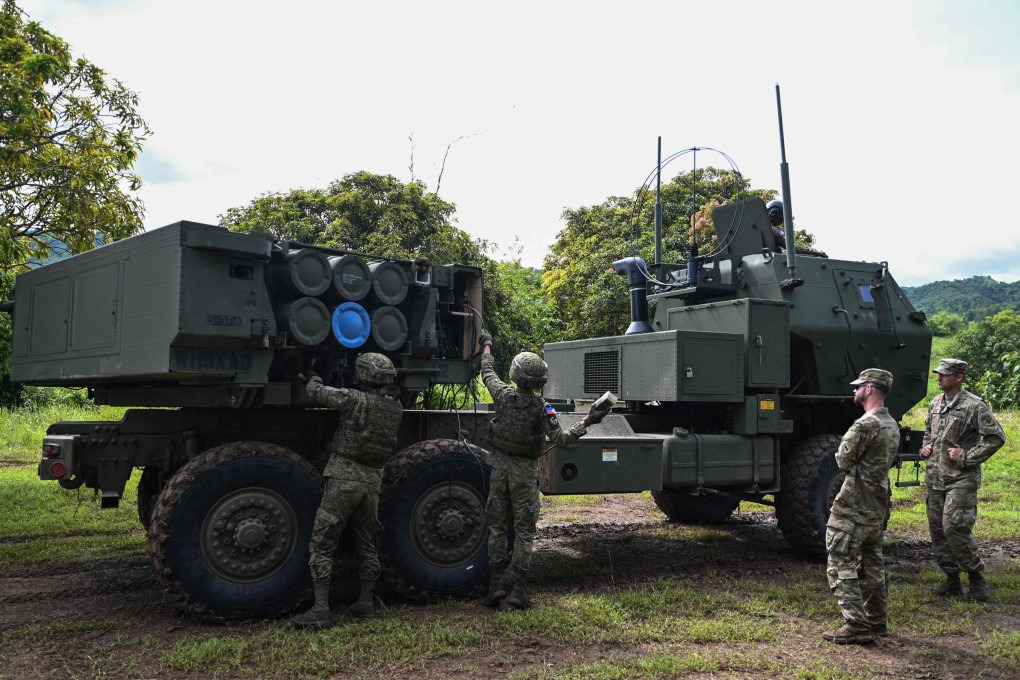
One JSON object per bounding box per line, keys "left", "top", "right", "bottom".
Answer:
{"left": 945, "top": 310, "right": 1020, "bottom": 381}
{"left": 543, "top": 168, "right": 791, "bottom": 340}
{"left": 975, "top": 352, "right": 1020, "bottom": 411}
{"left": 481, "top": 246, "right": 561, "bottom": 374}
{"left": 903, "top": 276, "right": 1020, "bottom": 322}
{"left": 0, "top": 269, "right": 14, "bottom": 405}
{"left": 220, "top": 172, "right": 482, "bottom": 265}
{"left": 928, "top": 311, "right": 966, "bottom": 338}
{"left": 1, "top": 0, "right": 150, "bottom": 272}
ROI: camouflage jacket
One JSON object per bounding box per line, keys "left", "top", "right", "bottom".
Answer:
{"left": 828, "top": 407, "right": 900, "bottom": 527}
{"left": 481, "top": 353, "right": 587, "bottom": 459}
{"left": 923, "top": 389, "right": 1006, "bottom": 490}
{"left": 306, "top": 377, "right": 403, "bottom": 476}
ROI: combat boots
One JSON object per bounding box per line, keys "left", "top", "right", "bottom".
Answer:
{"left": 347, "top": 581, "right": 376, "bottom": 619}
{"left": 934, "top": 573, "right": 962, "bottom": 597}
{"left": 506, "top": 579, "right": 532, "bottom": 610}
{"left": 293, "top": 580, "right": 332, "bottom": 630}
{"left": 821, "top": 623, "right": 874, "bottom": 645}
{"left": 483, "top": 574, "right": 508, "bottom": 608}
{"left": 965, "top": 572, "right": 989, "bottom": 602}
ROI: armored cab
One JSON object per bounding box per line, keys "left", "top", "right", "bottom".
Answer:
{"left": 543, "top": 197, "right": 931, "bottom": 553}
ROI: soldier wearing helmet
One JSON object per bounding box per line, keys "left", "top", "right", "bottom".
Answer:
{"left": 764, "top": 198, "right": 828, "bottom": 257}
{"left": 293, "top": 352, "right": 402, "bottom": 629}
{"left": 766, "top": 199, "right": 787, "bottom": 252}
{"left": 478, "top": 334, "right": 613, "bottom": 610}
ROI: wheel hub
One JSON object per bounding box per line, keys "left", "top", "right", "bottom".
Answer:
{"left": 201, "top": 487, "right": 297, "bottom": 582}
{"left": 410, "top": 482, "right": 485, "bottom": 567}
{"left": 234, "top": 517, "right": 267, "bottom": 550}
{"left": 437, "top": 508, "right": 465, "bottom": 538}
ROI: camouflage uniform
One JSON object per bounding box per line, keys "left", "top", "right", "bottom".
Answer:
{"left": 826, "top": 370, "right": 900, "bottom": 633}
{"left": 480, "top": 352, "right": 588, "bottom": 588}
{"left": 923, "top": 369, "right": 1005, "bottom": 578}
{"left": 306, "top": 376, "right": 402, "bottom": 583}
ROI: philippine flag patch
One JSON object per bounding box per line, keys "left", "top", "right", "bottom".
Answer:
{"left": 544, "top": 404, "right": 557, "bottom": 416}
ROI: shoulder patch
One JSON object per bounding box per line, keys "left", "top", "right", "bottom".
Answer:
{"left": 544, "top": 404, "right": 557, "bottom": 416}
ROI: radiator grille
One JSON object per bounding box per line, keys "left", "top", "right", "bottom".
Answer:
{"left": 584, "top": 351, "right": 619, "bottom": 394}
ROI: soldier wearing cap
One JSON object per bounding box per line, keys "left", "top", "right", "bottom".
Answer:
{"left": 920, "top": 358, "right": 1006, "bottom": 601}
{"left": 822, "top": 368, "right": 901, "bottom": 645}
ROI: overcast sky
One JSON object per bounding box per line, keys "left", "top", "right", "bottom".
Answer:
{"left": 21, "top": 0, "right": 1020, "bottom": 286}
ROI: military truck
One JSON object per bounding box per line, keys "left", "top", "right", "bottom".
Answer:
{"left": 5, "top": 222, "right": 501, "bottom": 618}
{"left": 4, "top": 108, "right": 931, "bottom": 617}
{"left": 4, "top": 197, "right": 931, "bottom": 619}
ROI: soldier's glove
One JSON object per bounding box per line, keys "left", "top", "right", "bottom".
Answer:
{"left": 300, "top": 371, "right": 320, "bottom": 384}
{"left": 585, "top": 391, "right": 618, "bottom": 425}
{"left": 479, "top": 331, "right": 493, "bottom": 349}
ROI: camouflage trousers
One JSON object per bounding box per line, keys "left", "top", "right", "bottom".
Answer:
{"left": 308, "top": 475, "right": 382, "bottom": 583}
{"left": 486, "top": 464, "right": 541, "bottom": 585}
{"left": 927, "top": 487, "right": 983, "bottom": 575}
{"left": 825, "top": 519, "right": 887, "bottom": 629}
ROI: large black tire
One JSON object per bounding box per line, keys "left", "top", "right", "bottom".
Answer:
{"left": 651, "top": 490, "right": 741, "bottom": 524}
{"left": 380, "top": 438, "right": 492, "bottom": 601}
{"left": 775, "top": 434, "right": 844, "bottom": 558}
{"left": 148, "top": 441, "right": 323, "bottom": 618}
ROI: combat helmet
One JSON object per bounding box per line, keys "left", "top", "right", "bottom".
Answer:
{"left": 510, "top": 351, "right": 548, "bottom": 387}
{"left": 355, "top": 352, "right": 397, "bottom": 385}
{"left": 766, "top": 199, "right": 784, "bottom": 227}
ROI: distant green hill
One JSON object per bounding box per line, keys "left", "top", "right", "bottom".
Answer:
{"left": 903, "top": 276, "right": 1020, "bottom": 321}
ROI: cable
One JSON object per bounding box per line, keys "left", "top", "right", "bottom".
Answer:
{"left": 623, "top": 146, "right": 751, "bottom": 287}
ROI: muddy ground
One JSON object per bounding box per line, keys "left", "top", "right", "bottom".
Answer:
{"left": 2, "top": 494, "right": 1018, "bottom": 679}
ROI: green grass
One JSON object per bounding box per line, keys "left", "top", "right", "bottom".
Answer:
{"left": 544, "top": 493, "right": 606, "bottom": 506}
{"left": 4, "top": 538, "right": 1018, "bottom": 678}
{"left": 0, "top": 464, "right": 144, "bottom": 568}
{"left": 153, "top": 580, "right": 781, "bottom": 679}
{"left": 985, "top": 630, "right": 1020, "bottom": 663}
{"left": 0, "top": 402, "right": 127, "bottom": 465}
{"left": 161, "top": 613, "right": 487, "bottom": 677}
{"left": 0, "top": 402, "right": 141, "bottom": 568}
{"left": 2, "top": 360, "right": 1019, "bottom": 678}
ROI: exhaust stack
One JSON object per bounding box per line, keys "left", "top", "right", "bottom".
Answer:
{"left": 613, "top": 257, "right": 653, "bottom": 335}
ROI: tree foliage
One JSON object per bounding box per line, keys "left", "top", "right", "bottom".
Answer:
{"left": 974, "top": 352, "right": 1020, "bottom": 411}
{"left": 480, "top": 247, "right": 560, "bottom": 375}
{"left": 904, "top": 276, "right": 1020, "bottom": 322}
{"left": 0, "top": 269, "right": 14, "bottom": 405}
{"left": 945, "top": 310, "right": 1020, "bottom": 381}
{"left": 543, "top": 168, "right": 792, "bottom": 340}
{"left": 220, "top": 172, "right": 482, "bottom": 265}
{"left": 928, "top": 311, "right": 966, "bottom": 338}
{"left": 0, "top": 0, "right": 150, "bottom": 272}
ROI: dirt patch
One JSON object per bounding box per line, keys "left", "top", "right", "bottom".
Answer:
{"left": 1, "top": 494, "right": 1017, "bottom": 679}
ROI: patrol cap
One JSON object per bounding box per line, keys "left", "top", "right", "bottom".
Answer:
{"left": 933, "top": 358, "right": 967, "bottom": 375}
{"left": 850, "top": 368, "right": 893, "bottom": 390}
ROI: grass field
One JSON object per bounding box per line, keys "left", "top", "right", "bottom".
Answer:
{"left": 1, "top": 352, "right": 1017, "bottom": 678}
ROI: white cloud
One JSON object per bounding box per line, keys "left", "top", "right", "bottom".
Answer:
{"left": 19, "top": 0, "right": 1020, "bottom": 284}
